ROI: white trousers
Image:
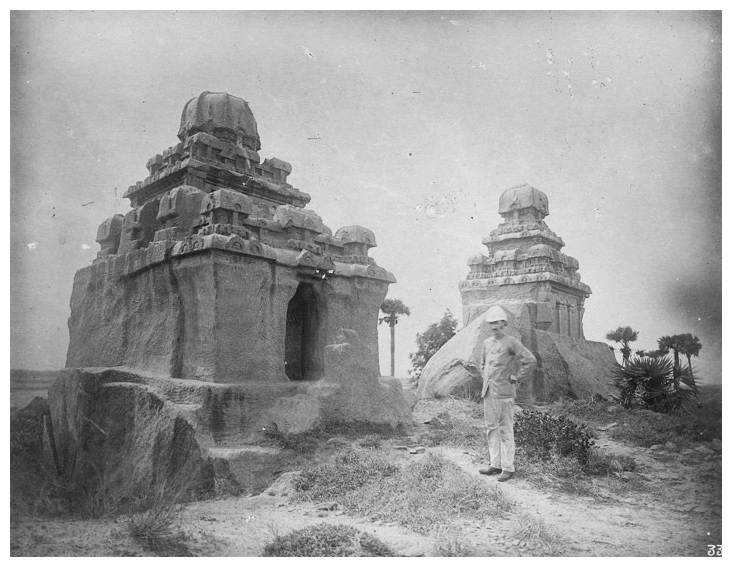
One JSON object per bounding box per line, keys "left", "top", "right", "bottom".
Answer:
{"left": 483, "top": 395, "right": 516, "bottom": 472}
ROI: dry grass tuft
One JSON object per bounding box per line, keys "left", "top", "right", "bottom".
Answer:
{"left": 514, "top": 511, "right": 564, "bottom": 555}
{"left": 295, "top": 448, "right": 513, "bottom": 535}
{"left": 431, "top": 525, "right": 476, "bottom": 557}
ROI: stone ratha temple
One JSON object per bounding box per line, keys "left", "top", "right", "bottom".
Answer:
{"left": 49, "top": 92, "right": 411, "bottom": 497}
{"left": 418, "top": 184, "right": 615, "bottom": 402}
{"left": 69, "top": 91, "right": 397, "bottom": 384}
{"left": 460, "top": 183, "right": 592, "bottom": 335}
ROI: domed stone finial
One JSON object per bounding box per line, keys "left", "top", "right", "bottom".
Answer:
{"left": 178, "top": 91, "right": 261, "bottom": 151}
{"left": 498, "top": 183, "right": 549, "bottom": 219}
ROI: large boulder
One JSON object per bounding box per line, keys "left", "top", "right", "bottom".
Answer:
{"left": 48, "top": 368, "right": 215, "bottom": 505}
{"left": 416, "top": 315, "right": 521, "bottom": 400}
{"left": 530, "top": 330, "right": 616, "bottom": 401}
{"left": 48, "top": 356, "right": 413, "bottom": 501}
{"left": 417, "top": 310, "right": 615, "bottom": 404}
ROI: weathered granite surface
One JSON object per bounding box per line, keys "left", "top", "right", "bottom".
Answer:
{"left": 51, "top": 340, "right": 411, "bottom": 496}
{"left": 417, "top": 307, "right": 615, "bottom": 403}
{"left": 53, "top": 91, "right": 411, "bottom": 498}
{"left": 310, "top": 330, "right": 411, "bottom": 425}
{"left": 49, "top": 368, "right": 215, "bottom": 501}
{"left": 65, "top": 91, "right": 398, "bottom": 390}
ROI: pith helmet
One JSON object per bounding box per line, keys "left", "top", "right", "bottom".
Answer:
{"left": 485, "top": 305, "right": 508, "bottom": 323}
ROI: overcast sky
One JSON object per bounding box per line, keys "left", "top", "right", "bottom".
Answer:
{"left": 9, "top": 11, "right": 722, "bottom": 382}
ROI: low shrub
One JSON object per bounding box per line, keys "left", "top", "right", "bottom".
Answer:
{"left": 543, "top": 396, "right": 608, "bottom": 424}
{"left": 356, "top": 434, "right": 382, "bottom": 449}
{"left": 125, "top": 481, "right": 184, "bottom": 541}
{"left": 542, "top": 385, "right": 721, "bottom": 449}
{"left": 418, "top": 412, "right": 486, "bottom": 451}
{"left": 515, "top": 410, "right": 594, "bottom": 466}
{"left": 294, "top": 448, "right": 398, "bottom": 499}
{"left": 262, "top": 420, "right": 405, "bottom": 453}
{"left": 584, "top": 451, "right": 637, "bottom": 476}
{"left": 263, "top": 523, "right": 395, "bottom": 557}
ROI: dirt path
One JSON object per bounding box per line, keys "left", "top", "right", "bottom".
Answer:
{"left": 436, "top": 442, "right": 721, "bottom": 557}
{"left": 10, "top": 396, "right": 722, "bottom": 557}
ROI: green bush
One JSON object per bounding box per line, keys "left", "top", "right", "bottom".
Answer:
{"left": 514, "top": 410, "right": 594, "bottom": 466}
{"left": 263, "top": 523, "right": 395, "bottom": 557}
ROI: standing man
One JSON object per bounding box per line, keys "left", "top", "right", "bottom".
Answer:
{"left": 478, "top": 306, "right": 536, "bottom": 482}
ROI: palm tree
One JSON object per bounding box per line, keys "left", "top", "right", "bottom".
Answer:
{"left": 611, "top": 355, "right": 697, "bottom": 413}
{"left": 658, "top": 335, "right": 682, "bottom": 388}
{"left": 677, "top": 333, "right": 702, "bottom": 383}
{"left": 606, "top": 326, "right": 639, "bottom": 366}
{"left": 379, "top": 298, "right": 411, "bottom": 377}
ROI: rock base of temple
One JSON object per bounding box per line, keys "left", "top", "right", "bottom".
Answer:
{"left": 48, "top": 365, "right": 411, "bottom": 499}
{"left": 416, "top": 304, "right": 615, "bottom": 403}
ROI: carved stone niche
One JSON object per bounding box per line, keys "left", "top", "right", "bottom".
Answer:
{"left": 116, "top": 200, "right": 161, "bottom": 256}
{"left": 262, "top": 157, "right": 292, "bottom": 184}
{"left": 199, "top": 188, "right": 253, "bottom": 228}
{"left": 155, "top": 185, "right": 206, "bottom": 241}
{"left": 274, "top": 205, "right": 330, "bottom": 236}
{"left": 137, "top": 199, "right": 161, "bottom": 249}
{"left": 96, "top": 214, "right": 125, "bottom": 258}
{"left": 117, "top": 209, "right": 141, "bottom": 255}
{"left": 335, "top": 226, "right": 376, "bottom": 257}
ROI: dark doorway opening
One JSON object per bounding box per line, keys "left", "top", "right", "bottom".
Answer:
{"left": 285, "top": 283, "right": 323, "bottom": 381}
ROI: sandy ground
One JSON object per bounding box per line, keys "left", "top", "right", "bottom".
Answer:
{"left": 10, "top": 395, "right": 722, "bottom": 557}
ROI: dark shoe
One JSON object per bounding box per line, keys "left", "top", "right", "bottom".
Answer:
{"left": 497, "top": 471, "right": 514, "bottom": 482}
{"left": 479, "top": 467, "right": 502, "bottom": 476}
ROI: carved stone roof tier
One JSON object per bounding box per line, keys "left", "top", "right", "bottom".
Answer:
{"left": 458, "top": 271, "right": 591, "bottom": 295}
{"left": 178, "top": 91, "right": 261, "bottom": 151}
{"left": 468, "top": 247, "right": 580, "bottom": 270}
{"left": 124, "top": 93, "right": 309, "bottom": 209}
{"left": 201, "top": 188, "right": 253, "bottom": 216}
{"left": 463, "top": 184, "right": 591, "bottom": 302}
{"left": 493, "top": 248, "right": 519, "bottom": 262}
{"left": 263, "top": 157, "right": 292, "bottom": 174}
{"left": 157, "top": 186, "right": 201, "bottom": 222}
{"left": 334, "top": 226, "right": 377, "bottom": 248}
{"left": 104, "top": 91, "right": 391, "bottom": 280}
{"left": 485, "top": 222, "right": 564, "bottom": 248}
{"left": 122, "top": 151, "right": 311, "bottom": 210}
{"left": 274, "top": 205, "right": 332, "bottom": 235}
